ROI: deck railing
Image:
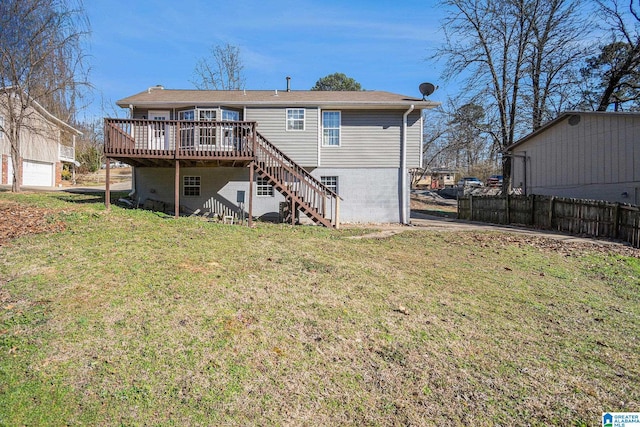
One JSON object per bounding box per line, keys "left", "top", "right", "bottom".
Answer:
{"left": 59, "top": 144, "right": 75, "bottom": 162}
{"left": 104, "top": 118, "right": 256, "bottom": 159}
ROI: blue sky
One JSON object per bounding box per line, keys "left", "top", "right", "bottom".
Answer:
{"left": 83, "top": 0, "right": 450, "bottom": 120}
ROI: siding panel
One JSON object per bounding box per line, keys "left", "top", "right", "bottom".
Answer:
{"left": 246, "top": 107, "right": 318, "bottom": 166}
{"left": 320, "top": 110, "right": 406, "bottom": 168}
{"left": 512, "top": 113, "right": 640, "bottom": 204}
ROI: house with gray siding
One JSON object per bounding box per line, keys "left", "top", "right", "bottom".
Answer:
{"left": 104, "top": 86, "right": 437, "bottom": 226}
{"left": 507, "top": 111, "right": 640, "bottom": 204}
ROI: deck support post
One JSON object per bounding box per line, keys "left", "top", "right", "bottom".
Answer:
{"left": 105, "top": 158, "right": 111, "bottom": 211}
{"left": 248, "top": 163, "right": 254, "bottom": 227}
{"left": 174, "top": 160, "right": 180, "bottom": 219}
{"left": 291, "top": 199, "right": 296, "bottom": 225}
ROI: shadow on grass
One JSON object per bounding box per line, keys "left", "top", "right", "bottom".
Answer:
{"left": 412, "top": 209, "right": 458, "bottom": 219}
{"left": 55, "top": 189, "right": 131, "bottom": 205}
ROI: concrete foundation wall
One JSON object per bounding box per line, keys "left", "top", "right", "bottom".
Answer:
{"left": 134, "top": 166, "right": 404, "bottom": 223}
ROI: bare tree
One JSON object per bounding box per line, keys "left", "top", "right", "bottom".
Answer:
{"left": 0, "top": 0, "right": 89, "bottom": 192}
{"left": 587, "top": 0, "right": 640, "bottom": 111}
{"left": 413, "top": 99, "right": 494, "bottom": 187}
{"left": 524, "top": 0, "right": 587, "bottom": 129}
{"left": 437, "top": 0, "right": 586, "bottom": 187}
{"left": 192, "top": 43, "right": 245, "bottom": 90}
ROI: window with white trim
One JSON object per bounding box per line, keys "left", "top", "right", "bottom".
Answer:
{"left": 178, "top": 110, "right": 194, "bottom": 120}
{"left": 322, "top": 111, "right": 340, "bottom": 146}
{"left": 222, "top": 109, "right": 240, "bottom": 121}
{"left": 321, "top": 176, "right": 338, "bottom": 193}
{"left": 198, "top": 109, "right": 217, "bottom": 121}
{"left": 196, "top": 109, "right": 217, "bottom": 146}
{"left": 183, "top": 176, "right": 201, "bottom": 196}
{"left": 256, "top": 176, "right": 274, "bottom": 196}
{"left": 286, "top": 108, "right": 305, "bottom": 131}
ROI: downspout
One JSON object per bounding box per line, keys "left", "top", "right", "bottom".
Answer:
{"left": 128, "top": 104, "right": 136, "bottom": 198}
{"left": 401, "top": 105, "right": 415, "bottom": 224}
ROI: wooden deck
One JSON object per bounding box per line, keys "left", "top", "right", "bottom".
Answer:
{"left": 104, "top": 118, "right": 257, "bottom": 167}
{"left": 103, "top": 118, "right": 339, "bottom": 228}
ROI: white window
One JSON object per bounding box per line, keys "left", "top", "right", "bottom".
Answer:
{"left": 286, "top": 109, "right": 305, "bottom": 131}
{"left": 183, "top": 176, "right": 201, "bottom": 196}
{"left": 196, "top": 109, "right": 217, "bottom": 146}
{"left": 256, "top": 176, "right": 274, "bottom": 196}
{"left": 222, "top": 110, "right": 240, "bottom": 121}
{"left": 322, "top": 111, "right": 340, "bottom": 146}
{"left": 198, "top": 109, "right": 217, "bottom": 121}
{"left": 321, "top": 176, "right": 338, "bottom": 193}
{"left": 178, "top": 110, "right": 194, "bottom": 120}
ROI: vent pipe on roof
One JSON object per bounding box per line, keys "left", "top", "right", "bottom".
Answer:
{"left": 148, "top": 85, "right": 164, "bottom": 93}
{"left": 286, "top": 76, "right": 291, "bottom": 92}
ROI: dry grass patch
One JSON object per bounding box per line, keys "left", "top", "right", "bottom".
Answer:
{"left": 0, "top": 192, "right": 638, "bottom": 426}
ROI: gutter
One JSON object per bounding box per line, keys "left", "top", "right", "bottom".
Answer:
{"left": 401, "top": 104, "right": 415, "bottom": 224}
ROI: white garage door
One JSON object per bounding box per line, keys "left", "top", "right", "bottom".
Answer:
{"left": 23, "top": 160, "right": 54, "bottom": 187}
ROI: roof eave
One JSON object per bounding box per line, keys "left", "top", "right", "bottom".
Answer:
{"left": 116, "top": 100, "right": 440, "bottom": 110}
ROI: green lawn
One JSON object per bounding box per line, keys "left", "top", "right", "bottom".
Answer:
{"left": 1, "top": 191, "right": 638, "bottom": 426}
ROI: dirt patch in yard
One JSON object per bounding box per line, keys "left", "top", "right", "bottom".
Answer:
{"left": 0, "top": 200, "right": 66, "bottom": 246}
{"left": 411, "top": 194, "right": 457, "bottom": 218}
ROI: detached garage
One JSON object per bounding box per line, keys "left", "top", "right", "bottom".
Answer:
{"left": 507, "top": 111, "right": 640, "bottom": 204}
{"left": 1, "top": 87, "right": 82, "bottom": 189}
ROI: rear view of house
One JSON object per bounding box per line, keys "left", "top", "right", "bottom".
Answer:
{"left": 0, "top": 89, "right": 81, "bottom": 188}
{"left": 104, "top": 87, "right": 438, "bottom": 225}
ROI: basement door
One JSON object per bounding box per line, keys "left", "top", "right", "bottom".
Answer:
{"left": 148, "top": 110, "right": 170, "bottom": 150}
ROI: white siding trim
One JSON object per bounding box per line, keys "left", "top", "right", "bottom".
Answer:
{"left": 317, "top": 109, "right": 321, "bottom": 167}
{"left": 419, "top": 113, "right": 424, "bottom": 169}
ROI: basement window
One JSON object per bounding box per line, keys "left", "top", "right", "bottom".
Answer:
{"left": 256, "top": 176, "right": 274, "bottom": 196}
{"left": 321, "top": 176, "right": 338, "bottom": 193}
{"left": 183, "top": 176, "right": 201, "bottom": 196}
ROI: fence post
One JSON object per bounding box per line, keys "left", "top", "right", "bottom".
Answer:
{"left": 548, "top": 196, "right": 555, "bottom": 229}
{"left": 505, "top": 193, "right": 510, "bottom": 225}
{"left": 469, "top": 195, "right": 473, "bottom": 221}
{"left": 613, "top": 203, "right": 620, "bottom": 239}
{"left": 530, "top": 194, "right": 536, "bottom": 227}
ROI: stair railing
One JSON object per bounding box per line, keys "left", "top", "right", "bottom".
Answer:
{"left": 254, "top": 132, "right": 340, "bottom": 228}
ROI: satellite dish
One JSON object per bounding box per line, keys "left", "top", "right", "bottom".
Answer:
{"left": 419, "top": 82, "right": 437, "bottom": 100}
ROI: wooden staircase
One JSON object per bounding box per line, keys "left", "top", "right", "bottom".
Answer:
{"left": 253, "top": 132, "right": 339, "bottom": 228}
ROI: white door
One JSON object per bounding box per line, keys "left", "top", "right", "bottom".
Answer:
{"left": 148, "top": 110, "right": 170, "bottom": 149}
{"left": 23, "top": 160, "right": 54, "bottom": 187}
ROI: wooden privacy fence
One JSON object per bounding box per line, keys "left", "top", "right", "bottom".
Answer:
{"left": 458, "top": 194, "right": 640, "bottom": 248}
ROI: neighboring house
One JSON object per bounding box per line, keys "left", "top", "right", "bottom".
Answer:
{"left": 104, "top": 86, "right": 438, "bottom": 226}
{"left": 414, "top": 168, "right": 456, "bottom": 189}
{"left": 507, "top": 111, "right": 640, "bottom": 204}
{"left": 0, "top": 89, "right": 81, "bottom": 188}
